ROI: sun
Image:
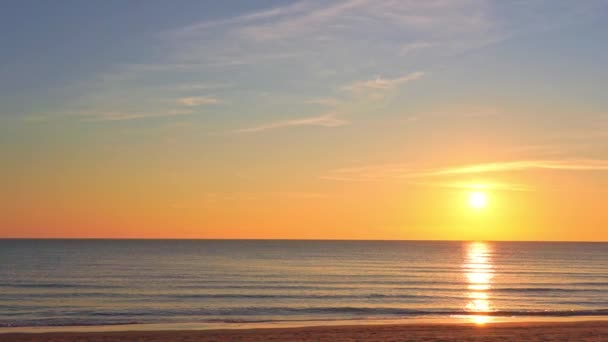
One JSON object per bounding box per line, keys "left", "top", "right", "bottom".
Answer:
{"left": 468, "top": 191, "right": 488, "bottom": 209}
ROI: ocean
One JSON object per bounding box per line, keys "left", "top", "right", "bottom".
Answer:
{"left": 1, "top": 240, "right": 607, "bottom": 328}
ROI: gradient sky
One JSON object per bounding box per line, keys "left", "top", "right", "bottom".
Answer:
{"left": 2, "top": 0, "right": 608, "bottom": 240}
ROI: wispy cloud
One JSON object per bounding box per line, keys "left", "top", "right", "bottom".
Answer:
{"left": 164, "top": 0, "right": 501, "bottom": 75}
{"left": 324, "top": 159, "right": 608, "bottom": 181}
{"left": 81, "top": 109, "right": 194, "bottom": 122}
{"left": 171, "top": 1, "right": 312, "bottom": 36}
{"left": 48, "top": 0, "right": 606, "bottom": 129}
{"left": 426, "top": 160, "right": 608, "bottom": 176}
{"left": 176, "top": 96, "right": 220, "bottom": 107}
{"left": 342, "top": 71, "right": 425, "bottom": 92}
{"left": 237, "top": 0, "right": 372, "bottom": 41}
{"left": 233, "top": 113, "right": 348, "bottom": 133}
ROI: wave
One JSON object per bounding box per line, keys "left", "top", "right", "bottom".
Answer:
{"left": 492, "top": 287, "right": 607, "bottom": 293}
{"left": 3, "top": 307, "right": 608, "bottom": 328}
{"left": 0, "top": 283, "right": 122, "bottom": 289}
{"left": 184, "top": 307, "right": 608, "bottom": 317}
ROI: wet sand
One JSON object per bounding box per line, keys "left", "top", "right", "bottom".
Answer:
{"left": 1, "top": 320, "right": 607, "bottom": 341}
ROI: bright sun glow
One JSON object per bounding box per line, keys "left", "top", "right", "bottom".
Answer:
{"left": 468, "top": 191, "right": 488, "bottom": 209}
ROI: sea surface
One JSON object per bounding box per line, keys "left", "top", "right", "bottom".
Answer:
{"left": 1, "top": 240, "right": 607, "bottom": 328}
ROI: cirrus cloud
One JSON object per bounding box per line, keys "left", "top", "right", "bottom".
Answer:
{"left": 176, "top": 96, "right": 220, "bottom": 107}
{"left": 233, "top": 112, "right": 348, "bottom": 133}
{"left": 342, "top": 71, "right": 426, "bottom": 92}
{"left": 323, "top": 159, "right": 608, "bottom": 182}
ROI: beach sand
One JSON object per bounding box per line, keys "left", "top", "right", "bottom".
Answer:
{"left": 1, "top": 321, "right": 607, "bottom": 341}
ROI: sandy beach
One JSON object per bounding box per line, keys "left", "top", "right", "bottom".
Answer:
{"left": 1, "top": 321, "right": 607, "bottom": 342}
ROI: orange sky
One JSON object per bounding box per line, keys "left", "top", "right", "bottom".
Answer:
{"left": 3, "top": 152, "right": 607, "bottom": 240}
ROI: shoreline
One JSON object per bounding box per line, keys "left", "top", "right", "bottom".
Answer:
{"left": 2, "top": 316, "right": 608, "bottom": 334}
{"left": 0, "top": 320, "right": 606, "bottom": 341}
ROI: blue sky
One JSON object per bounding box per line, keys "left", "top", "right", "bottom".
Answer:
{"left": 2, "top": 0, "right": 607, "bottom": 126}
{"left": 2, "top": 0, "right": 608, "bottom": 239}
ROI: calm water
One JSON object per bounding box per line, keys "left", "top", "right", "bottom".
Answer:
{"left": 1, "top": 240, "right": 607, "bottom": 327}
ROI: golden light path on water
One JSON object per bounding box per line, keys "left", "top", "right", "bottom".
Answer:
{"left": 464, "top": 242, "right": 494, "bottom": 324}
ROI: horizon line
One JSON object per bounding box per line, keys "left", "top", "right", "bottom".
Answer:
{"left": 1, "top": 238, "right": 606, "bottom": 243}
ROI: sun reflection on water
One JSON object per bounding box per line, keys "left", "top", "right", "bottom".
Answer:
{"left": 463, "top": 242, "right": 494, "bottom": 324}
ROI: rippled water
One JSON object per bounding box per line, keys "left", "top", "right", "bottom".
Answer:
{"left": 1, "top": 240, "right": 607, "bottom": 327}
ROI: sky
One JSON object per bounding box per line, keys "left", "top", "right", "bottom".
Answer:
{"left": 1, "top": 0, "right": 608, "bottom": 241}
